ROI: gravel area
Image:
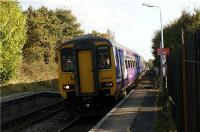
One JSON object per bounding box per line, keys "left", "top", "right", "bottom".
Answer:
{"left": 63, "top": 117, "right": 102, "bottom": 132}
{"left": 19, "top": 111, "right": 71, "bottom": 132}
{"left": 19, "top": 109, "right": 106, "bottom": 132}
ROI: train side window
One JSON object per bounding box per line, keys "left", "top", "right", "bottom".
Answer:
{"left": 125, "top": 60, "right": 128, "bottom": 69}
{"left": 130, "top": 61, "right": 132, "bottom": 68}
{"left": 132, "top": 61, "right": 134, "bottom": 68}
{"left": 61, "top": 48, "right": 74, "bottom": 72}
{"left": 131, "top": 61, "right": 133, "bottom": 68}
{"left": 97, "top": 46, "right": 111, "bottom": 69}
{"left": 133, "top": 60, "right": 136, "bottom": 67}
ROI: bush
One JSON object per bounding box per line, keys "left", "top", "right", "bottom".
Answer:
{"left": 0, "top": 0, "right": 27, "bottom": 84}
{"left": 18, "top": 61, "right": 58, "bottom": 82}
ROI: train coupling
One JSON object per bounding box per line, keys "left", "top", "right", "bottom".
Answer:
{"left": 82, "top": 97, "right": 94, "bottom": 108}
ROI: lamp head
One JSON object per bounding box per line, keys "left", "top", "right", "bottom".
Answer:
{"left": 142, "top": 3, "right": 148, "bottom": 6}
{"left": 142, "top": 3, "right": 156, "bottom": 8}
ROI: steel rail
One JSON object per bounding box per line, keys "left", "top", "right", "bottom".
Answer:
{"left": 58, "top": 117, "right": 80, "bottom": 132}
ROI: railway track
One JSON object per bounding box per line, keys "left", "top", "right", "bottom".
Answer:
{"left": 1, "top": 94, "right": 116, "bottom": 132}
{"left": 58, "top": 116, "right": 80, "bottom": 132}
{"left": 57, "top": 116, "right": 102, "bottom": 132}
{"left": 1, "top": 81, "right": 140, "bottom": 132}
{"left": 1, "top": 100, "right": 65, "bottom": 132}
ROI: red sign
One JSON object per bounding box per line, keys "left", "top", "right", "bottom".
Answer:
{"left": 157, "top": 48, "right": 170, "bottom": 55}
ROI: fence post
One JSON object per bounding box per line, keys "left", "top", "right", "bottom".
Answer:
{"left": 181, "top": 29, "right": 188, "bottom": 132}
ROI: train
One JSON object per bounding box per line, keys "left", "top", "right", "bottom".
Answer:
{"left": 57, "top": 34, "right": 146, "bottom": 108}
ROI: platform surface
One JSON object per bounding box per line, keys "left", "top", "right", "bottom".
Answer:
{"left": 90, "top": 86, "right": 160, "bottom": 132}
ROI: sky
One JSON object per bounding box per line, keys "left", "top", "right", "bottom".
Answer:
{"left": 19, "top": 0, "right": 200, "bottom": 61}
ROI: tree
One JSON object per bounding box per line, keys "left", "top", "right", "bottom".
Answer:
{"left": 152, "top": 9, "right": 200, "bottom": 67}
{"left": 91, "top": 29, "right": 115, "bottom": 40}
{"left": 0, "top": 0, "right": 27, "bottom": 84}
{"left": 23, "top": 7, "right": 84, "bottom": 63}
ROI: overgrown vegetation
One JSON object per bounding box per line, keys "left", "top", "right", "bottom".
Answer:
{"left": 152, "top": 9, "right": 200, "bottom": 67}
{"left": 154, "top": 77, "right": 177, "bottom": 132}
{"left": 155, "top": 91, "right": 177, "bottom": 132}
{"left": 1, "top": 79, "right": 58, "bottom": 97}
{"left": 0, "top": 0, "right": 27, "bottom": 84}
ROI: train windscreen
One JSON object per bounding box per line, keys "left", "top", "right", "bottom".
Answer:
{"left": 61, "top": 48, "right": 74, "bottom": 72}
{"left": 97, "top": 46, "right": 111, "bottom": 69}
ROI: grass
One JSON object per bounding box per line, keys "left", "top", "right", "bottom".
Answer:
{"left": 1, "top": 79, "right": 58, "bottom": 97}
{"left": 0, "top": 61, "right": 59, "bottom": 97}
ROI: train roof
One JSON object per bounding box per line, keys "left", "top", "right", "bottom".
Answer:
{"left": 59, "top": 34, "right": 139, "bottom": 55}
{"left": 112, "top": 41, "right": 138, "bottom": 55}
{"left": 59, "top": 34, "right": 112, "bottom": 48}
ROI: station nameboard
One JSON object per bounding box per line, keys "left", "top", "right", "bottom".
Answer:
{"left": 157, "top": 48, "right": 170, "bottom": 55}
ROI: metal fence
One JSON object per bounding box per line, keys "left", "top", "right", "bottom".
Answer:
{"left": 167, "top": 29, "right": 200, "bottom": 132}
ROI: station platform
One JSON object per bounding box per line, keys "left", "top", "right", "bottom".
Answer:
{"left": 90, "top": 86, "right": 161, "bottom": 132}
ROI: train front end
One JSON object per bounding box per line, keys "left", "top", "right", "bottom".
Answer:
{"left": 58, "top": 36, "right": 117, "bottom": 108}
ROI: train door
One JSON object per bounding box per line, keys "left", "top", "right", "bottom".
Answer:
{"left": 115, "top": 48, "right": 123, "bottom": 89}
{"left": 77, "top": 50, "right": 95, "bottom": 94}
{"left": 118, "top": 49, "right": 125, "bottom": 89}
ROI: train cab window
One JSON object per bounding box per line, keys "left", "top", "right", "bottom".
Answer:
{"left": 97, "top": 46, "right": 111, "bottom": 69}
{"left": 61, "top": 48, "right": 74, "bottom": 72}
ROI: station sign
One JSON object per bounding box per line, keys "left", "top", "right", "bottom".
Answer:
{"left": 157, "top": 48, "right": 170, "bottom": 55}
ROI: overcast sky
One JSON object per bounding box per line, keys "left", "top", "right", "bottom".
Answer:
{"left": 19, "top": 0, "right": 200, "bottom": 60}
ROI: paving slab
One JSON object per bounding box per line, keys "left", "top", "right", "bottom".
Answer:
{"left": 90, "top": 88, "right": 160, "bottom": 132}
{"left": 130, "top": 89, "right": 161, "bottom": 132}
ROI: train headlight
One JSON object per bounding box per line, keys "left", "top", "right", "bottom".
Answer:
{"left": 63, "top": 84, "right": 74, "bottom": 90}
{"left": 63, "top": 85, "right": 70, "bottom": 90}
{"left": 101, "top": 82, "right": 113, "bottom": 88}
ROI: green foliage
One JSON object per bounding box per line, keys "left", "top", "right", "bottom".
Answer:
{"left": 152, "top": 9, "right": 200, "bottom": 67}
{"left": 0, "top": 0, "right": 27, "bottom": 84}
{"left": 23, "top": 7, "right": 84, "bottom": 63}
{"left": 91, "top": 29, "right": 115, "bottom": 40}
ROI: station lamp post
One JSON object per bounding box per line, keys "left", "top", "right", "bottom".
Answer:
{"left": 142, "top": 3, "right": 165, "bottom": 88}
